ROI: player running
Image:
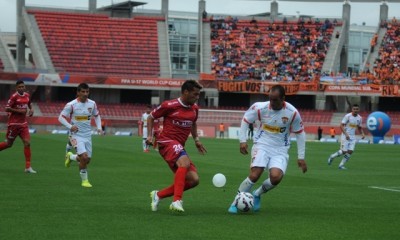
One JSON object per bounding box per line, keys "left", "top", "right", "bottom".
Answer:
{"left": 228, "top": 85, "right": 307, "bottom": 213}
{"left": 147, "top": 80, "right": 207, "bottom": 213}
{"left": 0, "top": 80, "right": 36, "bottom": 173}
{"left": 58, "top": 83, "right": 103, "bottom": 187}
{"left": 327, "top": 104, "right": 365, "bottom": 169}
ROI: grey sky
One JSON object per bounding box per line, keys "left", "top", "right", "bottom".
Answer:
{"left": 1, "top": 0, "right": 400, "bottom": 32}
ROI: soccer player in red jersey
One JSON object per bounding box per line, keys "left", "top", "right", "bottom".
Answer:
{"left": 0, "top": 80, "right": 36, "bottom": 173}
{"left": 147, "top": 80, "right": 207, "bottom": 212}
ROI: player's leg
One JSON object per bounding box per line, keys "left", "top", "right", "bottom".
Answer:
{"left": 168, "top": 153, "right": 192, "bottom": 212}
{"left": 328, "top": 139, "right": 345, "bottom": 165}
{"left": 72, "top": 137, "right": 92, "bottom": 187}
{"left": 66, "top": 140, "right": 73, "bottom": 153}
{"left": 65, "top": 137, "right": 79, "bottom": 168}
{"left": 252, "top": 153, "right": 287, "bottom": 211}
{"left": 150, "top": 141, "right": 187, "bottom": 212}
{"left": 79, "top": 139, "right": 93, "bottom": 187}
{"left": 0, "top": 126, "right": 17, "bottom": 151}
{"left": 229, "top": 146, "right": 266, "bottom": 213}
{"left": 20, "top": 126, "right": 36, "bottom": 173}
{"left": 339, "top": 141, "right": 354, "bottom": 169}
{"left": 142, "top": 128, "right": 149, "bottom": 152}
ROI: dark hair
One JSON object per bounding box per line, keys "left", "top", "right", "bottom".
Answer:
{"left": 16, "top": 80, "right": 24, "bottom": 86}
{"left": 353, "top": 104, "right": 359, "bottom": 108}
{"left": 77, "top": 83, "right": 89, "bottom": 92}
{"left": 181, "top": 80, "right": 202, "bottom": 93}
{"left": 271, "top": 85, "right": 285, "bottom": 100}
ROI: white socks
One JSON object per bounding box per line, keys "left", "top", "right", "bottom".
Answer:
{"left": 330, "top": 150, "right": 343, "bottom": 159}
{"left": 254, "top": 178, "right": 276, "bottom": 196}
{"left": 339, "top": 153, "right": 351, "bottom": 167}
{"left": 238, "top": 177, "right": 255, "bottom": 193}
{"left": 80, "top": 169, "right": 88, "bottom": 181}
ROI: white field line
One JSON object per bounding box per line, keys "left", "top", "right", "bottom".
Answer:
{"left": 368, "top": 186, "right": 400, "bottom": 193}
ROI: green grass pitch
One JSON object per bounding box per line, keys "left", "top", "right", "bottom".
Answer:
{"left": 0, "top": 134, "right": 399, "bottom": 240}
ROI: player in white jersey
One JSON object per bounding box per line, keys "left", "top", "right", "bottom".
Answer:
{"left": 141, "top": 105, "right": 152, "bottom": 152}
{"left": 327, "top": 104, "right": 365, "bottom": 169}
{"left": 228, "top": 85, "right": 307, "bottom": 214}
{"left": 58, "top": 83, "right": 103, "bottom": 188}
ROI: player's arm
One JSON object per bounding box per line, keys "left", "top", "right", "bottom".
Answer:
{"left": 295, "top": 131, "right": 307, "bottom": 173}
{"left": 239, "top": 103, "right": 259, "bottom": 155}
{"left": 191, "top": 122, "right": 207, "bottom": 155}
{"left": 27, "top": 98, "right": 34, "bottom": 117}
{"left": 340, "top": 123, "right": 349, "bottom": 140}
{"left": 58, "top": 104, "right": 77, "bottom": 132}
{"left": 146, "top": 114, "right": 155, "bottom": 145}
{"left": 358, "top": 125, "right": 365, "bottom": 139}
{"left": 5, "top": 107, "right": 27, "bottom": 114}
{"left": 292, "top": 111, "right": 307, "bottom": 173}
{"left": 94, "top": 114, "right": 103, "bottom": 135}
{"left": 5, "top": 97, "right": 27, "bottom": 114}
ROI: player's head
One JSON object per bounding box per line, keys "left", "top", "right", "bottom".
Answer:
{"left": 146, "top": 105, "right": 152, "bottom": 114}
{"left": 16, "top": 80, "right": 26, "bottom": 95}
{"left": 269, "top": 85, "right": 285, "bottom": 110}
{"left": 181, "top": 80, "right": 202, "bottom": 105}
{"left": 77, "top": 83, "right": 90, "bottom": 102}
{"left": 351, "top": 104, "right": 360, "bottom": 116}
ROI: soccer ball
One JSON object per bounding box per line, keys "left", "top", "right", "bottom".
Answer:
{"left": 235, "top": 192, "right": 254, "bottom": 212}
{"left": 212, "top": 173, "right": 226, "bottom": 187}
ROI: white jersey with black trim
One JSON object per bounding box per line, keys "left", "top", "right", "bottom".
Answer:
{"left": 60, "top": 98, "right": 100, "bottom": 139}
{"left": 341, "top": 113, "right": 362, "bottom": 140}
{"left": 141, "top": 112, "right": 150, "bottom": 128}
{"left": 241, "top": 101, "right": 304, "bottom": 149}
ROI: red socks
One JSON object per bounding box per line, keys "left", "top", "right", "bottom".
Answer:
{"left": 24, "top": 146, "right": 31, "bottom": 169}
{"left": 173, "top": 167, "right": 188, "bottom": 201}
{"left": 158, "top": 167, "right": 193, "bottom": 200}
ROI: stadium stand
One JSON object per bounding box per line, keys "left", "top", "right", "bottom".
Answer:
{"left": 36, "top": 102, "right": 147, "bottom": 120}
{"left": 209, "top": 17, "right": 338, "bottom": 81}
{"left": 373, "top": 18, "right": 400, "bottom": 84}
{"left": 28, "top": 10, "right": 163, "bottom": 76}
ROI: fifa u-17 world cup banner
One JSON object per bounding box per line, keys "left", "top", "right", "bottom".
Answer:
{"left": 0, "top": 72, "right": 217, "bottom": 89}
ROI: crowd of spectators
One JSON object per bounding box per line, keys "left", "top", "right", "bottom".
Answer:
{"left": 209, "top": 16, "right": 339, "bottom": 82}
{"left": 372, "top": 17, "right": 400, "bottom": 85}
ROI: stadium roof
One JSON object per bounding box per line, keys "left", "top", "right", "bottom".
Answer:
{"left": 97, "top": 0, "right": 147, "bottom": 11}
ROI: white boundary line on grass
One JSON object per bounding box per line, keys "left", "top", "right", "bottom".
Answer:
{"left": 368, "top": 186, "right": 400, "bottom": 193}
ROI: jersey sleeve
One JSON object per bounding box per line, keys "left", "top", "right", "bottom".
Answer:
{"left": 6, "top": 95, "right": 16, "bottom": 108}
{"left": 242, "top": 103, "right": 260, "bottom": 124}
{"left": 193, "top": 104, "right": 199, "bottom": 122}
{"left": 60, "top": 102, "right": 72, "bottom": 118}
{"left": 341, "top": 114, "right": 348, "bottom": 124}
{"left": 92, "top": 102, "right": 99, "bottom": 116}
{"left": 151, "top": 102, "right": 171, "bottom": 119}
{"left": 290, "top": 111, "right": 304, "bottom": 133}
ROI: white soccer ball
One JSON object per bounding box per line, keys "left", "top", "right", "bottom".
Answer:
{"left": 235, "top": 192, "right": 254, "bottom": 212}
{"left": 212, "top": 173, "right": 226, "bottom": 188}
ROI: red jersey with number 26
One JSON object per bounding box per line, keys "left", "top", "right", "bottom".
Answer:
{"left": 6, "top": 92, "right": 31, "bottom": 126}
{"left": 151, "top": 98, "right": 199, "bottom": 146}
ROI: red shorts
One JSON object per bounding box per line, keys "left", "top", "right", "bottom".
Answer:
{"left": 158, "top": 140, "right": 197, "bottom": 173}
{"left": 6, "top": 124, "right": 30, "bottom": 145}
